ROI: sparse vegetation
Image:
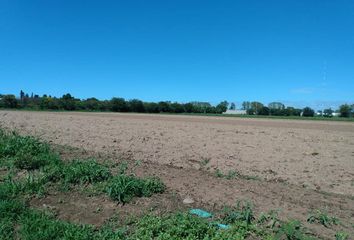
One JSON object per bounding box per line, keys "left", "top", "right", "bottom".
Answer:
{"left": 106, "top": 175, "right": 165, "bottom": 204}
{"left": 0, "top": 129, "right": 351, "bottom": 239}
{"left": 307, "top": 210, "right": 339, "bottom": 227}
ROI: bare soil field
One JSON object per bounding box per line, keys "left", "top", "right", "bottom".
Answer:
{"left": 1, "top": 110, "right": 353, "bottom": 196}
{"left": 1, "top": 110, "right": 354, "bottom": 238}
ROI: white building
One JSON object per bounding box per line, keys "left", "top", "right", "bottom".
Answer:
{"left": 223, "top": 109, "right": 247, "bottom": 115}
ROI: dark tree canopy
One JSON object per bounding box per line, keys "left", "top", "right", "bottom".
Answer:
{"left": 302, "top": 107, "right": 315, "bottom": 117}
{"left": 1, "top": 90, "right": 352, "bottom": 118}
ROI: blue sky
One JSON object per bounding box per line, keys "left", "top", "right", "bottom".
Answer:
{"left": 0, "top": 0, "right": 353, "bottom": 109}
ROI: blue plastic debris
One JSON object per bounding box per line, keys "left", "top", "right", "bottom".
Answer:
{"left": 189, "top": 209, "right": 213, "bottom": 218}
{"left": 216, "top": 223, "right": 231, "bottom": 230}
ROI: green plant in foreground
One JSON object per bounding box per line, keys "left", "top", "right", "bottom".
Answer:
{"left": 335, "top": 231, "right": 349, "bottom": 240}
{"left": 307, "top": 209, "right": 339, "bottom": 227}
{"left": 214, "top": 168, "right": 224, "bottom": 178}
{"left": 60, "top": 159, "right": 112, "bottom": 184}
{"left": 106, "top": 174, "right": 165, "bottom": 204}
{"left": 275, "top": 220, "right": 315, "bottom": 240}
{"left": 225, "top": 170, "right": 239, "bottom": 180}
{"left": 222, "top": 201, "right": 255, "bottom": 225}
{"left": 0, "top": 130, "right": 60, "bottom": 170}
{"left": 258, "top": 210, "right": 280, "bottom": 229}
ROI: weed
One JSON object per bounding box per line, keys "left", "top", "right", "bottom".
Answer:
{"left": 118, "top": 161, "right": 129, "bottom": 175}
{"left": 200, "top": 157, "right": 210, "bottom": 167}
{"left": 0, "top": 130, "right": 60, "bottom": 170}
{"left": 335, "top": 231, "right": 349, "bottom": 240}
{"left": 222, "top": 201, "right": 255, "bottom": 225}
{"left": 106, "top": 174, "right": 165, "bottom": 204}
{"left": 0, "top": 199, "right": 26, "bottom": 220}
{"left": 225, "top": 170, "right": 239, "bottom": 180}
{"left": 258, "top": 210, "right": 280, "bottom": 229}
{"left": 275, "top": 220, "right": 314, "bottom": 240}
{"left": 214, "top": 168, "right": 224, "bottom": 178}
{"left": 61, "top": 159, "right": 112, "bottom": 184}
{"left": 0, "top": 217, "right": 15, "bottom": 240}
{"left": 18, "top": 210, "right": 96, "bottom": 240}
{"left": 307, "top": 209, "right": 339, "bottom": 227}
{"left": 130, "top": 212, "right": 218, "bottom": 239}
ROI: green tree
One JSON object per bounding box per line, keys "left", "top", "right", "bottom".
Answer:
{"left": 110, "top": 98, "right": 128, "bottom": 112}
{"left": 229, "top": 102, "right": 236, "bottom": 110}
{"left": 129, "top": 99, "right": 145, "bottom": 112}
{"left": 183, "top": 103, "right": 194, "bottom": 113}
{"left": 268, "top": 102, "right": 285, "bottom": 115}
{"left": 216, "top": 101, "right": 229, "bottom": 114}
{"left": 242, "top": 101, "right": 251, "bottom": 111}
{"left": 144, "top": 102, "right": 159, "bottom": 113}
{"left": 170, "top": 102, "right": 184, "bottom": 113}
{"left": 0, "top": 95, "right": 18, "bottom": 108}
{"left": 323, "top": 108, "right": 333, "bottom": 117}
{"left": 83, "top": 98, "right": 100, "bottom": 111}
{"left": 268, "top": 102, "right": 285, "bottom": 110}
{"left": 60, "top": 93, "right": 76, "bottom": 110}
{"left": 251, "top": 102, "right": 264, "bottom": 115}
{"left": 302, "top": 107, "right": 315, "bottom": 117}
{"left": 157, "top": 101, "right": 171, "bottom": 112}
{"left": 339, "top": 104, "right": 352, "bottom": 117}
{"left": 258, "top": 106, "right": 270, "bottom": 115}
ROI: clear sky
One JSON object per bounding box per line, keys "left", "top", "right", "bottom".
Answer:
{"left": 0, "top": 0, "right": 353, "bottom": 108}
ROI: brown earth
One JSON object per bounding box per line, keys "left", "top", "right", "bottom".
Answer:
{"left": 1, "top": 110, "right": 354, "bottom": 238}
{"left": 1, "top": 111, "right": 353, "bottom": 195}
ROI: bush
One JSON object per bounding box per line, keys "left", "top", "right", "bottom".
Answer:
{"left": 106, "top": 175, "right": 165, "bottom": 204}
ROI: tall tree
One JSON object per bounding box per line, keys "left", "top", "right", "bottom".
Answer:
{"left": 339, "top": 104, "right": 352, "bottom": 117}
{"left": 1, "top": 95, "right": 18, "bottom": 108}
{"left": 251, "top": 102, "right": 264, "bottom": 115}
{"left": 110, "top": 98, "right": 128, "bottom": 112}
{"left": 302, "top": 107, "right": 315, "bottom": 117}
{"left": 216, "top": 101, "right": 229, "bottom": 114}
{"left": 20, "top": 90, "right": 25, "bottom": 101}
{"left": 229, "top": 102, "right": 236, "bottom": 110}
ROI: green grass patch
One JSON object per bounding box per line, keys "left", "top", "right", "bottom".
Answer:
{"left": 43, "top": 159, "right": 112, "bottom": 186}
{"left": 106, "top": 174, "right": 165, "bottom": 204}
{"left": 0, "top": 129, "right": 60, "bottom": 170}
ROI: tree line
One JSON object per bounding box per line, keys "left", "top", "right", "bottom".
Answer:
{"left": 0, "top": 91, "right": 229, "bottom": 114}
{"left": 240, "top": 101, "right": 353, "bottom": 118}
{"left": 0, "top": 91, "right": 353, "bottom": 118}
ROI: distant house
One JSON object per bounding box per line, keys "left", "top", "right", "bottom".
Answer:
{"left": 332, "top": 112, "right": 340, "bottom": 117}
{"left": 223, "top": 109, "right": 247, "bottom": 115}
